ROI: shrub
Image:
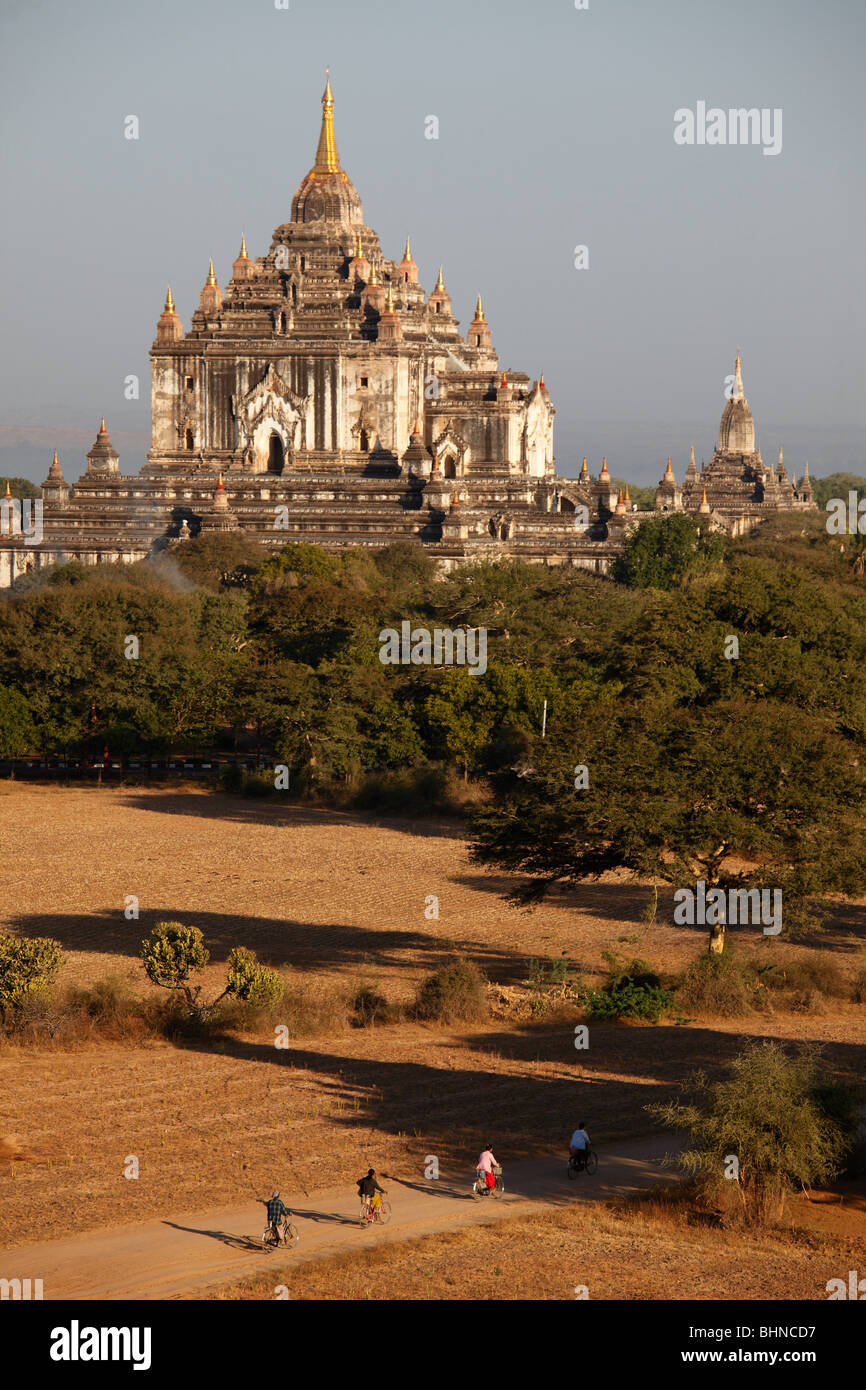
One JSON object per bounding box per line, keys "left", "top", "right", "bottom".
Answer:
{"left": 413, "top": 960, "right": 489, "bottom": 1024}
{"left": 225, "top": 947, "right": 284, "bottom": 1007}
{"left": 140, "top": 923, "right": 282, "bottom": 1021}
{"left": 140, "top": 921, "right": 210, "bottom": 1010}
{"left": 352, "top": 984, "right": 390, "bottom": 1027}
{"left": 677, "top": 950, "right": 754, "bottom": 1017}
{"left": 0, "top": 934, "right": 64, "bottom": 1024}
{"left": 853, "top": 970, "right": 866, "bottom": 1005}
{"left": 648, "top": 1041, "right": 852, "bottom": 1225}
{"left": 582, "top": 957, "right": 674, "bottom": 1023}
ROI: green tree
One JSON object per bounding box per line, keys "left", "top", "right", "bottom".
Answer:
{"left": 0, "top": 933, "right": 64, "bottom": 1022}
{"left": 648, "top": 1042, "right": 854, "bottom": 1224}
{"left": 613, "top": 513, "right": 725, "bottom": 589}
{"left": 0, "top": 684, "right": 37, "bottom": 757}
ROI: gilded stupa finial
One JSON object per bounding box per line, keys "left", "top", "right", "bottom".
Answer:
{"left": 313, "top": 69, "right": 340, "bottom": 174}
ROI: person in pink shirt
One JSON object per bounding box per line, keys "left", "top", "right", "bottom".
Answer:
{"left": 477, "top": 1145, "right": 498, "bottom": 1190}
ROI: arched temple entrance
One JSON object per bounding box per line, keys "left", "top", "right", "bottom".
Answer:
{"left": 268, "top": 432, "right": 285, "bottom": 474}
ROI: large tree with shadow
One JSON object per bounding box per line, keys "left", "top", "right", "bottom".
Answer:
{"left": 471, "top": 558, "right": 866, "bottom": 949}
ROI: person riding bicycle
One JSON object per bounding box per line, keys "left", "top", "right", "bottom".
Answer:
{"left": 476, "top": 1145, "right": 499, "bottom": 1192}
{"left": 357, "top": 1168, "right": 387, "bottom": 1221}
{"left": 569, "top": 1123, "right": 591, "bottom": 1169}
{"left": 261, "top": 1189, "right": 292, "bottom": 1242}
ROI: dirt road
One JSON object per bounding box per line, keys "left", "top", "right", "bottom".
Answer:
{"left": 0, "top": 1136, "right": 678, "bottom": 1300}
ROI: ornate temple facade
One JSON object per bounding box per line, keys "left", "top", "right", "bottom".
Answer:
{"left": 0, "top": 81, "right": 814, "bottom": 589}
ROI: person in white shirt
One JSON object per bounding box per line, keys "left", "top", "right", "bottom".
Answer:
{"left": 569, "top": 1123, "right": 591, "bottom": 1158}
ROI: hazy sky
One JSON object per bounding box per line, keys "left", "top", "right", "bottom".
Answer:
{"left": 1, "top": 0, "right": 863, "bottom": 486}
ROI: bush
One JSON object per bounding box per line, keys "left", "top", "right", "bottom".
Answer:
{"left": 225, "top": 947, "right": 284, "bottom": 1007}
{"left": 582, "top": 958, "right": 674, "bottom": 1023}
{"left": 412, "top": 960, "right": 489, "bottom": 1024}
{"left": 140, "top": 921, "right": 210, "bottom": 1010}
{"left": 648, "top": 1041, "right": 853, "bottom": 1225}
{"left": 677, "top": 951, "right": 754, "bottom": 1017}
{"left": 853, "top": 970, "right": 866, "bottom": 1005}
{"left": 352, "top": 984, "right": 390, "bottom": 1027}
{"left": 0, "top": 934, "right": 64, "bottom": 1024}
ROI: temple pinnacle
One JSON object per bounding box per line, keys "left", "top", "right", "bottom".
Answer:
{"left": 164, "top": 286, "right": 175, "bottom": 313}
{"left": 207, "top": 259, "right": 217, "bottom": 286}
{"left": 475, "top": 294, "right": 484, "bottom": 320}
{"left": 314, "top": 69, "right": 340, "bottom": 173}
{"left": 435, "top": 266, "right": 445, "bottom": 291}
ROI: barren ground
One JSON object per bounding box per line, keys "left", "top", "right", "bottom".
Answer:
{"left": 0, "top": 783, "right": 863, "bottom": 1298}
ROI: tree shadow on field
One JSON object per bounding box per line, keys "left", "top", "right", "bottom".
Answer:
{"left": 117, "top": 790, "right": 462, "bottom": 841}
{"left": 453, "top": 876, "right": 866, "bottom": 952}
{"left": 164, "top": 1025, "right": 866, "bottom": 1165}
{"left": 9, "top": 907, "right": 539, "bottom": 981}
{"left": 162, "top": 1220, "right": 261, "bottom": 1251}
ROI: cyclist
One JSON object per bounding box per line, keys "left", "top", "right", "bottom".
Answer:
{"left": 569, "top": 1122, "right": 591, "bottom": 1170}
{"left": 357, "top": 1168, "right": 387, "bottom": 1222}
{"left": 476, "top": 1144, "right": 499, "bottom": 1192}
{"left": 261, "top": 1189, "right": 292, "bottom": 1243}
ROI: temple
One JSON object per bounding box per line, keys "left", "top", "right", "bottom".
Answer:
{"left": 0, "top": 79, "right": 815, "bottom": 588}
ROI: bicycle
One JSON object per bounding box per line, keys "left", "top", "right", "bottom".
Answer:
{"left": 359, "top": 1196, "right": 392, "bottom": 1226}
{"left": 472, "top": 1164, "right": 505, "bottom": 1199}
{"left": 261, "top": 1217, "right": 300, "bottom": 1249}
{"left": 567, "top": 1149, "right": 598, "bottom": 1178}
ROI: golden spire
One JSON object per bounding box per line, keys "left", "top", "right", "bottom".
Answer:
{"left": 52, "top": 449, "right": 59, "bottom": 468}
{"left": 164, "top": 286, "right": 175, "bottom": 313}
{"left": 216, "top": 472, "right": 225, "bottom": 490}
{"left": 206, "top": 258, "right": 217, "bottom": 286}
{"left": 580, "top": 456, "right": 588, "bottom": 474}
{"left": 403, "top": 236, "right": 413, "bottom": 262}
{"left": 539, "top": 372, "right": 545, "bottom": 389}
{"left": 4, "top": 480, "right": 10, "bottom": 498}
{"left": 474, "top": 293, "right": 484, "bottom": 321}
{"left": 313, "top": 69, "right": 341, "bottom": 174}
{"left": 435, "top": 266, "right": 445, "bottom": 292}
{"left": 99, "top": 416, "right": 107, "bottom": 434}
{"left": 369, "top": 264, "right": 379, "bottom": 285}
{"left": 356, "top": 232, "right": 363, "bottom": 259}
{"left": 240, "top": 233, "right": 247, "bottom": 259}
{"left": 385, "top": 284, "right": 395, "bottom": 312}
{"left": 600, "top": 455, "right": 609, "bottom": 474}
{"left": 624, "top": 483, "right": 630, "bottom": 502}
{"left": 665, "top": 455, "right": 673, "bottom": 477}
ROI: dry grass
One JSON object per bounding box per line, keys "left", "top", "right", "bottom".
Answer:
{"left": 211, "top": 1189, "right": 866, "bottom": 1301}
{"left": 0, "top": 784, "right": 864, "bottom": 1255}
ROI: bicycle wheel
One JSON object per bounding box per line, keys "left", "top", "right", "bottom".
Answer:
{"left": 377, "top": 1200, "right": 392, "bottom": 1225}
{"left": 261, "top": 1227, "right": 276, "bottom": 1248}
{"left": 283, "top": 1222, "right": 299, "bottom": 1248}
{"left": 494, "top": 1177, "right": 505, "bottom": 1198}
{"left": 585, "top": 1150, "right": 598, "bottom": 1175}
